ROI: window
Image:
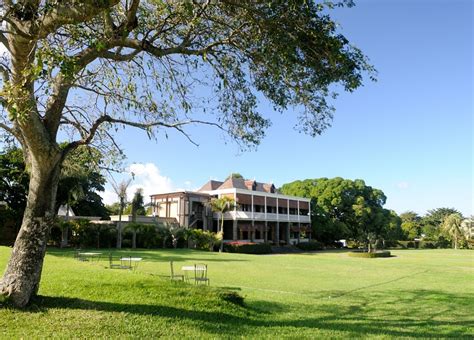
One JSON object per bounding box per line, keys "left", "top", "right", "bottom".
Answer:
{"left": 239, "top": 204, "right": 251, "bottom": 212}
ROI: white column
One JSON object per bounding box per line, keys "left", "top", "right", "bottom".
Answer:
{"left": 251, "top": 194, "right": 254, "bottom": 220}
{"left": 276, "top": 197, "right": 279, "bottom": 222}
{"left": 264, "top": 196, "right": 267, "bottom": 220}
{"left": 297, "top": 200, "right": 300, "bottom": 223}
{"left": 234, "top": 191, "right": 237, "bottom": 218}
{"left": 287, "top": 199, "right": 289, "bottom": 221}
{"left": 251, "top": 194, "right": 255, "bottom": 240}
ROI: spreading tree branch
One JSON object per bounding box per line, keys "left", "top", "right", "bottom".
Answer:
{"left": 0, "top": 33, "right": 10, "bottom": 53}
{"left": 35, "top": 0, "right": 120, "bottom": 39}
{"left": 64, "top": 115, "right": 225, "bottom": 154}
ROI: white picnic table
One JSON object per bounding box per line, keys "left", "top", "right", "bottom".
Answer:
{"left": 120, "top": 257, "right": 142, "bottom": 270}
{"left": 181, "top": 265, "right": 208, "bottom": 282}
{"left": 77, "top": 252, "right": 102, "bottom": 261}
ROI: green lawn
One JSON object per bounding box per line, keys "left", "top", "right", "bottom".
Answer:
{"left": 0, "top": 247, "right": 473, "bottom": 338}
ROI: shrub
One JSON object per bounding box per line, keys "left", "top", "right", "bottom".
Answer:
{"left": 347, "top": 240, "right": 363, "bottom": 249}
{"left": 467, "top": 239, "right": 474, "bottom": 250}
{"left": 435, "top": 237, "right": 451, "bottom": 249}
{"left": 420, "top": 241, "right": 436, "bottom": 249}
{"left": 69, "top": 219, "right": 97, "bottom": 248}
{"left": 348, "top": 250, "right": 391, "bottom": 258}
{"left": 295, "top": 241, "right": 324, "bottom": 251}
{"left": 189, "top": 229, "right": 221, "bottom": 251}
{"left": 384, "top": 240, "right": 400, "bottom": 248}
{"left": 224, "top": 242, "right": 272, "bottom": 254}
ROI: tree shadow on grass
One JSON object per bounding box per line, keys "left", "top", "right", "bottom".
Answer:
{"left": 25, "top": 289, "right": 474, "bottom": 338}
{"left": 46, "top": 248, "right": 249, "bottom": 263}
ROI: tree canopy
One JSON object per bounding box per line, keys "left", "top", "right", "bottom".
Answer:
{"left": 440, "top": 213, "right": 464, "bottom": 249}
{"left": 0, "top": 147, "right": 28, "bottom": 215}
{"left": 0, "top": 0, "right": 374, "bottom": 153}
{"left": 399, "top": 211, "right": 422, "bottom": 240}
{"left": 225, "top": 173, "right": 244, "bottom": 180}
{"left": 281, "top": 177, "right": 401, "bottom": 248}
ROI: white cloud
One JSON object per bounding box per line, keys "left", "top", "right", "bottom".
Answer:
{"left": 396, "top": 181, "right": 409, "bottom": 190}
{"left": 100, "top": 163, "right": 174, "bottom": 205}
{"left": 128, "top": 163, "right": 174, "bottom": 202}
{"left": 101, "top": 189, "right": 118, "bottom": 206}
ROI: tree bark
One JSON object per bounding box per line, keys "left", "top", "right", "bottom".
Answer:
{"left": 132, "top": 230, "right": 137, "bottom": 249}
{"left": 0, "top": 156, "right": 61, "bottom": 307}
{"left": 219, "top": 215, "right": 224, "bottom": 252}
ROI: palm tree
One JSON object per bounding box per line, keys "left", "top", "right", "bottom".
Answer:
{"left": 130, "top": 188, "right": 145, "bottom": 249}
{"left": 57, "top": 164, "right": 87, "bottom": 248}
{"left": 208, "top": 196, "right": 236, "bottom": 252}
{"left": 60, "top": 185, "right": 84, "bottom": 248}
{"left": 111, "top": 178, "right": 133, "bottom": 249}
{"left": 441, "top": 213, "right": 464, "bottom": 249}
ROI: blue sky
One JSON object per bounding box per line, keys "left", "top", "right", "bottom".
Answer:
{"left": 103, "top": 0, "right": 473, "bottom": 217}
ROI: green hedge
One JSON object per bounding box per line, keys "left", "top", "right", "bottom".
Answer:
{"left": 224, "top": 242, "right": 272, "bottom": 254}
{"left": 295, "top": 241, "right": 324, "bottom": 251}
{"left": 348, "top": 250, "right": 391, "bottom": 258}
{"left": 398, "top": 240, "right": 451, "bottom": 249}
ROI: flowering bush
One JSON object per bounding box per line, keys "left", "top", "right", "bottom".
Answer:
{"left": 226, "top": 241, "right": 256, "bottom": 246}
{"left": 224, "top": 241, "right": 272, "bottom": 254}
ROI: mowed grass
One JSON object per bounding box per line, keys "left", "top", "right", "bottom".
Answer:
{"left": 0, "top": 247, "right": 473, "bottom": 338}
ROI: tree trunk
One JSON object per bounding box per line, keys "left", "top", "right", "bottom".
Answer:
{"left": 131, "top": 212, "right": 136, "bottom": 249}
{"left": 116, "top": 200, "right": 123, "bottom": 249}
{"left": 60, "top": 225, "right": 69, "bottom": 248}
{"left": 132, "top": 230, "right": 137, "bottom": 249}
{"left": 97, "top": 229, "right": 101, "bottom": 249}
{"left": 219, "top": 216, "right": 224, "bottom": 252}
{"left": 0, "top": 158, "right": 61, "bottom": 307}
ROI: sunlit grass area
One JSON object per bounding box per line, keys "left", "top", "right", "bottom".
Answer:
{"left": 0, "top": 248, "right": 473, "bottom": 338}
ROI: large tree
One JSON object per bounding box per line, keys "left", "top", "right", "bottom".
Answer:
{"left": 129, "top": 187, "right": 145, "bottom": 249}
{"left": 0, "top": 1, "right": 373, "bottom": 306}
{"left": 280, "top": 177, "right": 394, "bottom": 249}
{"left": 440, "top": 213, "right": 464, "bottom": 250}
{"left": 421, "top": 207, "right": 461, "bottom": 241}
{"left": 399, "top": 211, "right": 422, "bottom": 240}
{"left": 110, "top": 178, "right": 132, "bottom": 249}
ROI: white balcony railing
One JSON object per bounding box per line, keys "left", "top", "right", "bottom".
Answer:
{"left": 219, "top": 211, "right": 252, "bottom": 219}
{"left": 218, "top": 211, "right": 310, "bottom": 223}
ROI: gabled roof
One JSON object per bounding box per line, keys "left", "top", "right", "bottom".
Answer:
{"left": 58, "top": 205, "right": 75, "bottom": 217}
{"left": 199, "top": 177, "right": 278, "bottom": 194}
{"left": 218, "top": 177, "right": 247, "bottom": 190}
{"left": 197, "top": 180, "right": 223, "bottom": 192}
{"left": 262, "top": 183, "right": 276, "bottom": 193}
